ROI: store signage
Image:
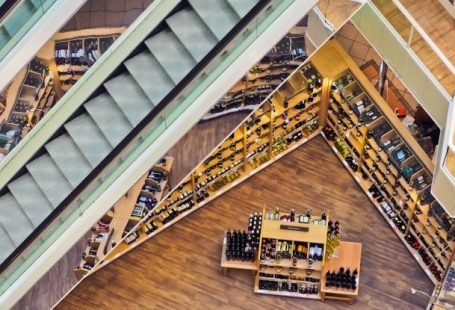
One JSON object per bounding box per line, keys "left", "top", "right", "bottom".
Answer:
{"left": 280, "top": 225, "right": 309, "bottom": 232}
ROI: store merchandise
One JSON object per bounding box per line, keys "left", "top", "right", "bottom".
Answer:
{"left": 225, "top": 230, "right": 255, "bottom": 262}
{"left": 319, "top": 47, "right": 450, "bottom": 284}
{"left": 73, "top": 157, "right": 173, "bottom": 280}
{"left": 54, "top": 34, "right": 119, "bottom": 92}
{"left": 205, "top": 32, "right": 307, "bottom": 119}
{"left": 324, "top": 268, "right": 358, "bottom": 291}
{"left": 0, "top": 58, "right": 54, "bottom": 158}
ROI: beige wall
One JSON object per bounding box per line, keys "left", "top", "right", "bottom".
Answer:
{"left": 438, "top": 0, "right": 455, "bottom": 19}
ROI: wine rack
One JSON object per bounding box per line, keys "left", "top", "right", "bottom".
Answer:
{"left": 73, "top": 157, "right": 173, "bottom": 280}
{"left": 86, "top": 61, "right": 325, "bottom": 275}
{"left": 0, "top": 58, "right": 54, "bottom": 155}
{"left": 54, "top": 32, "right": 122, "bottom": 92}
{"left": 204, "top": 58, "right": 303, "bottom": 120}
{"left": 312, "top": 40, "right": 454, "bottom": 284}
{"left": 318, "top": 67, "right": 455, "bottom": 284}
{"left": 204, "top": 27, "right": 307, "bottom": 120}
{"left": 254, "top": 209, "right": 329, "bottom": 299}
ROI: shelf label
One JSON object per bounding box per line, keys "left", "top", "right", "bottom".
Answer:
{"left": 280, "top": 225, "right": 309, "bottom": 232}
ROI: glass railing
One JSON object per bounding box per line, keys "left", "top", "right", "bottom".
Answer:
{"left": 371, "top": 0, "right": 455, "bottom": 97}
{"left": 351, "top": 1, "right": 451, "bottom": 128}
{"left": 0, "top": 0, "right": 306, "bottom": 299}
{"left": 0, "top": 0, "right": 58, "bottom": 62}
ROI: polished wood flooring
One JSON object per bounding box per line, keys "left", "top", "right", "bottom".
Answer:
{"left": 58, "top": 136, "right": 434, "bottom": 310}
{"left": 400, "top": 0, "right": 455, "bottom": 67}
{"left": 373, "top": 0, "right": 455, "bottom": 94}
{"left": 12, "top": 232, "right": 91, "bottom": 310}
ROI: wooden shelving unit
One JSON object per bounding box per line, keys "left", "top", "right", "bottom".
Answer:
{"left": 73, "top": 157, "right": 173, "bottom": 280}
{"left": 54, "top": 32, "right": 121, "bottom": 93}
{"left": 254, "top": 209, "right": 329, "bottom": 299}
{"left": 87, "top": 61, "right": 324, "bottom": 274}
{"left": 0, "top": 57, "right": 55, "bottom": 156}
{"left": 313, "top": 40, "right": 454, "bottom": 284}
{"left": 218, "top": 210, "right": 362, "bottom": 303}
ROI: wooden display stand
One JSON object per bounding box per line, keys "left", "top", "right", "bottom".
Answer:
{"left": 254, "top": 209, "right": 329, "bottom": 299}
{"left": 219, "top": 210, "right": 362, "bottom": 303}
{"left": 321, "top": 241, "right": 362, "bottom": 303}
{"left": 220, "top": 237, "right": 257, "bottom": 276}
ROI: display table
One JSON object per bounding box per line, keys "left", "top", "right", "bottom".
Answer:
{"left": 321, "top": 241, "right": 362, "bottom": 304}
{"left": 220, "top": 237, "right": 257, "bottom": 276}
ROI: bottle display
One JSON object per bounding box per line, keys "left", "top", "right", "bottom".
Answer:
{"left": 322, "top": 69, "right": 449, "bottom": 284}
{"left": 325, "top": 267, "right": 357, "bottom": 291}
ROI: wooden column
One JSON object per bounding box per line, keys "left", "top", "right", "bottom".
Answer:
{"left": 242, "top": 124, "right": 248, "bottom": 171}
{"left": 405, "top": 194, "right": 420, "bottom": 236}
{"left": 268, "top": 106, "right": 274, "bottom": 158}
{"left": 191, "top": 172, "right": 198, "bottom": 207}
{"left": 318, "top": 77, "right": 331, "bottom": 128}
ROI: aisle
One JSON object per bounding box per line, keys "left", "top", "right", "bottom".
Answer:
{"left": 58, "top": 136, "right": 433, "bottom": 309}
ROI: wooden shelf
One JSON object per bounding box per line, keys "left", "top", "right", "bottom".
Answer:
{"left": 74, "top": 157, "right": 173, "bottom": 279}
{"left": 321, "top": 241, "right": 361, "bottom": 297}
{"left": 205, "top": 54, "right": 306, "bottom": 120}
{"left": 322, "top": 131, "right": 440, "bottom": 285}
{"left": 311, "top": 40, "right": 453, "bottom": 284}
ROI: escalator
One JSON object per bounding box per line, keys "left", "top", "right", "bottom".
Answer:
{"left": 0, "top": 0, "right": 263, "bottom": 264}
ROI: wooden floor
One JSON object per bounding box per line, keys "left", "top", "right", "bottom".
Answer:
{"left": 373, "top": 0, "right": 455, "bottom": 94}
{"left": 12, "top": 232, "right": 91, "bottom": 310}
{"left": 317, "top": 0, "right": 361, "bottom": 29}
{"left": 400, "top": 0, "right": 455, "bottom": 67}
{"left": 58, "top": 136, "right": 434, "bottom": 310}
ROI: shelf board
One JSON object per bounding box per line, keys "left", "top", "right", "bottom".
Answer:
{"left": 260, "top": 259, "right": 323, "bottom": 271}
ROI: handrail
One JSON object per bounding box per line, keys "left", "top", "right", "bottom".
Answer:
{"left": 390, "top": 0, "right": 455, "bottom": 79}
{"left": 0, "top": 0, "right": 272, "bottom": 292}
{"left": 312, "top": 5, "right": 335, "bottom": 33}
